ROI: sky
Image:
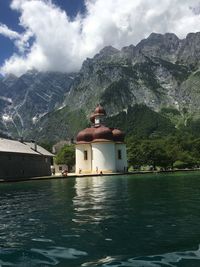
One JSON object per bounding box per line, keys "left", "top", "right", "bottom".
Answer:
{"left": 0, "top": 0, "right": 200, "bottom": 76}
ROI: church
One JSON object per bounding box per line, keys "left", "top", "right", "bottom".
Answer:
{"left": 75, "top": 105, "right": 127, "bottom": 174}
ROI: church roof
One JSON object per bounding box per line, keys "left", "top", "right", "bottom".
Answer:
{"left": 76, "top": 105, "right": 125, "bottom": 144}
{"left": 76, "top": 126, "right": 125, "bottom": 143}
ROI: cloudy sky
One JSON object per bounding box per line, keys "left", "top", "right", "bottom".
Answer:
{"left": 0, "top": 0, "right": 200, "bottom": 76}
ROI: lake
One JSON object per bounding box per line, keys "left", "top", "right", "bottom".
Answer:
{"left": 1, "top": 172, "right": 200, "bottom": 266}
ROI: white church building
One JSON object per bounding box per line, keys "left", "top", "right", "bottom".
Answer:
{"left": 75, "top": 105, "right": 128, "bottom": 174}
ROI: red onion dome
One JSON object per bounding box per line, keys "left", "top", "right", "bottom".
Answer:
{"left": 112, "top": 128, "right": 125, "bottom": 142}
{"left": 76, "top": 127, "right": 95, "bottom": 143}
{"left": 90, "top": 113, "right": 95, "bottom": 123}
{"left": 94, "top": 104, "right": 106, "bottom": 116}
{"left": 93, "top": 126, "right": 113, "bottom": 141}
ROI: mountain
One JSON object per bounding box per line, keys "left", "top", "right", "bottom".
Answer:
{"left": 0, "top": 70, "right": 74, "bottom": 138}
{"left": 1, "top": 32, "right": 200, "bottom": 143}
{"left": 64, "top": 32, "right": 200, "bottom": 115}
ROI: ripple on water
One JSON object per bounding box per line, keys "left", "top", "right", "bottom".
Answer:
{"left": 31, "top": 246, "right": 88, "bottom": 260}
{"left": 0, "top": 248, "right": 58, "bottom": 266}
{"left": 81, "top": 245, "right": 200, "bottom": 266}
{"left": 31, "top": 238, "right": 54, "bottom": 243}
{"left": 0, "top": 246, "right": 88, "bottom": 266}
{"left": 0, "top": 261, "right": 13, "bottom": 266}
{"left": 62, "top": 234, "right": 81, "bottom": 238}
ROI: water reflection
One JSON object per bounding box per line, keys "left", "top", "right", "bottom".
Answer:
{"left": 73, "top": 176, "right": 129, "bottom": 224}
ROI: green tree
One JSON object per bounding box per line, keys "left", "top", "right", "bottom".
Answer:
{"left": 164, "top": 136, "right": 182, "bottom": 169}
{"left": 127, "top": 131, "right": 200, "bottom": 171}
{"left": 55, "top": 145, "right": 75, "bottom": 171}
{"left": 141, "top": 140, "right": 170, "bottom": 170}
{"left": 127, "top": 138, "right": 145, "bottom": 169}
{"left": 190, "top": 138, "right": 200, "bottom": 167}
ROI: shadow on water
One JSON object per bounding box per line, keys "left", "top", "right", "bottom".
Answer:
{"left": 0, "top": 172, "right": 200, "bottom": 266}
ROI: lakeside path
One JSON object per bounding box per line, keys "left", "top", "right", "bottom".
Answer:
{"left": 0, "top": 168, "right": 200, "bottom": 183}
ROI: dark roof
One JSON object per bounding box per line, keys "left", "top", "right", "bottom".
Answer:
{"left": 76, "top": 126, "right": 125, "bottom": 143}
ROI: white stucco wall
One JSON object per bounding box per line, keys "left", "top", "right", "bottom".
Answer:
{"left": 54, "top": 164, "right": 68, "bottom": 174}
{"left": 115, "top": 143, "right": 128, "bottom": 172}
{"left": 92, "top": 142, "right": 116, "bottom": 173}
{"left": 75, "top": 144, "right": 92, "bottom": 173}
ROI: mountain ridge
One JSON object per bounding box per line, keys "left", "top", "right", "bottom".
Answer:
{"left": 1, "top": 32, "right": 200, "bottom": 142}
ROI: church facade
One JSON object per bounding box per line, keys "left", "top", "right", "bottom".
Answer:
{"left": 75, "top": 105, "right": 127, "bottom": 174}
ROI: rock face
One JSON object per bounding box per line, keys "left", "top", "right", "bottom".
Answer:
{"left": 0, "top": 70, "right": 74, "bottom": 138}
{"left": 65, "top": 32, "right": 200, "bottom": 116}
{"left": 1, "top": 32, "right": 200, "bottom": 142}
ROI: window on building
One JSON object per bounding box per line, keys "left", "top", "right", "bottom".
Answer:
{"left": 84, "top": 150, "right": 88, "bottom": 160}
{"left": 118, "top": 150, "right": 122, "bottom": 160}
{"left": 59, "top": 166, "right": 62, "bottom": 171}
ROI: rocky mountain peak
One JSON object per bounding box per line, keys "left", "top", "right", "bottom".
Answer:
{"left": 121, "top": 44, "right": 135, "bottom": 53}
{"left": 92, "top": 46, "right": 120, "bottom": 63}
{"left": 136, "top": 32, "right": 180, "bottom": 62}
{"left": 177, "top": 32, "right": 200, "bottom": 66}
{"left": 121, "top": 45, "right": 136, "bottom": 60}
{"left": 97, "top": 46, "right": 119, "bottom": 57}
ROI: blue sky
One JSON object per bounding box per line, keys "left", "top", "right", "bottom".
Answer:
{"left": 0, "top": 0, "right": 19, "bottom": 64}
{"left": 0, "top": 0, "right": 85, "bottom": 67}
{"left": 0, "top": 0, "right": 200, "bottom": 76}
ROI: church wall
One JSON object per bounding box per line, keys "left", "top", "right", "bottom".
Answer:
{"left": 115, "top": 143, "right": 128, "bottom": 172}
{"left": 92, "top": 142, "right": 116, "bottom": 173}
{"left": 75, "top": 144, "right": 92, "bottom": 173}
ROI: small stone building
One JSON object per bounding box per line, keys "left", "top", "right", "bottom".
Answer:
{"left": 75, "top": 105, "right": 128, "bottom": 174}
{"left": 54, "top": 164, "right": 68, "bottom": 174}
{"left": 0, "top": 138, "right": 54, "bottom": 180}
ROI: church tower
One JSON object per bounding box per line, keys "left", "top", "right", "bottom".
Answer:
{"left": 75, "top": 105, "right": 127, "bottom": 174}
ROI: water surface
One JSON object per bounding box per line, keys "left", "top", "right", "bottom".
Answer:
{"left": 0, "top": 172, "right": 200, "bottom": 266}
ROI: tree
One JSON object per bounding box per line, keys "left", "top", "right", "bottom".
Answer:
{"left": 164, "top": 136, "right": 182, "bottom": 169}
{"left": 140, "top": 140, "right": 170, "bottom": 170}
{"left": 127, "top": 140, "right": 144, "bottom": 169}
{"left": 190, "top": 138, "right": 200, "bottom": 167}
{"left": 127, "top": 132, "right": 200, "bottom": 171}
{"left": 55, "top": 145, "right": 75, "bottom": 171}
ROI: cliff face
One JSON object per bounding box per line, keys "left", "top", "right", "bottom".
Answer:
{"left": 1, "top": 32, "right": 200, "bottom": 142}
{"left": 65, "top": 32, "right": 200, "bottom": 116}
{"left": 0, "top": 71, "right": 74, "bottom": 138}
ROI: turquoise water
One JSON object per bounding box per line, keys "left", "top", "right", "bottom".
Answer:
{"left": 1, "top": 172, "right": 200, "bottom": 266}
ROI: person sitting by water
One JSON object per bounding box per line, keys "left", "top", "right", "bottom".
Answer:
{"left": 62, "top": 169, "right": 68, "bottom": 177}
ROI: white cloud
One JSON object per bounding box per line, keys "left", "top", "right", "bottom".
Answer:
{"left": 0, "top": 23, "right": 20, "bottom": 40}
{"left": 1, "top": 0, "right": 200, "bottom": 76}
